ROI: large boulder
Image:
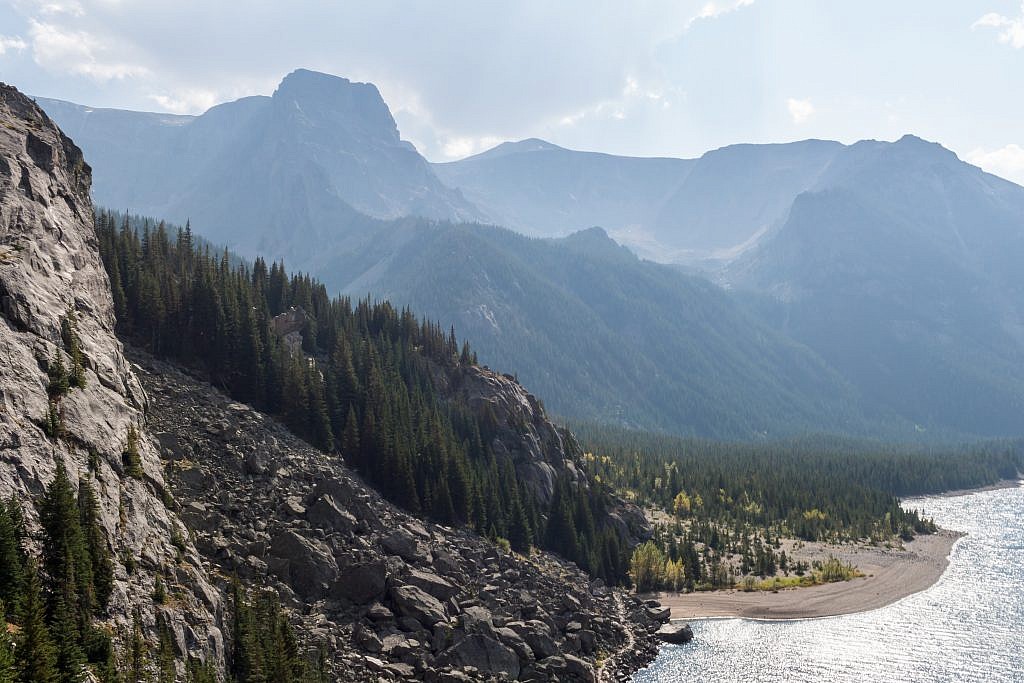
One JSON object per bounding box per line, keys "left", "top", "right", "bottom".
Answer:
{"left": 269, "top": 530, "right": 338, "bottom": 596}
{"left": 656, "top": 622, "right": 694, "bottom": 644}
{"left": 507, "top": 620, "right": 557, "bottom": 659}
{"left": 403, "top": 568, "right": 459, "bottom": 601}
{"left": 382, "top": 528, "right": 428, "bottom": 563}
{"left": 389, "top": 584, "right": 447, "bottom": 627}
{"left": 331, "top": 559, "right": 388, "bottom": 604}
{"left": 439, "top": 634, "right": 520, "bottom": 680}
{"left": 306, "top": 494, "right": 357, "bottom": 533}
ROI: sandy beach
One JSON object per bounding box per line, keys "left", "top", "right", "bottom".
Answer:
{"left": 651, "top": 529, "right": 962, "bottom": 620}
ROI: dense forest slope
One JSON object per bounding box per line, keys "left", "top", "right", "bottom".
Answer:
{"left": 318, "top": 220, "right": 897, "bottom": 438}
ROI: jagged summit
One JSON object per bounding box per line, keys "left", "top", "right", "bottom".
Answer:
{"left": 272, "top": 68, "right": 402, "bottom": 145}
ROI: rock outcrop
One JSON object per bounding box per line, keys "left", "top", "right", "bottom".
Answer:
{"left": 655, "top": 623, "right": 694, "bottom": 645}
{"left": 138, "top": 350, "right": 661, "bottom": 680}
{"left": 434, "top": 363, "right": 650, "bottom": 547}
{"left": 0, "top": 83, "right": 224, "bottom": 669}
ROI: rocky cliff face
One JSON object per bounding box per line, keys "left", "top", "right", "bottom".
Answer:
{"left": 0, "top": 83, "right": 224, "bottom": 669}
{"left": 436, "top": 364, "right": 649, "bottom": 546}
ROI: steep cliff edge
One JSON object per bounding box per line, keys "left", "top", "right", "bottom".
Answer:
{"left": 0, "top": 83, "right": 224, "bottom": 667}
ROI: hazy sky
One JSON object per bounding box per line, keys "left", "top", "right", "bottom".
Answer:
{"left": 1, "top": 1, "right": 1022, "bottom": 183}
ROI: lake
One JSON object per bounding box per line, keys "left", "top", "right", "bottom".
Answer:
{"left": 633, "top": 483, "right": 1024, "bottom": 682}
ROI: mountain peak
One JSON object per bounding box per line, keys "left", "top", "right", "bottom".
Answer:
{"left": 469, "top": 138, "right": 566, "bottom": 161}
{"left": 272, "top": 68, "right": 399, "bottom": 142}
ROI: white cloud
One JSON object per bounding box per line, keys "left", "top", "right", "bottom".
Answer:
{"left": 966, "top": 144, "right": 1024, "bottom": 185}
{"left": 147, "top": 88, "right": 217, "bottom": 114}
{"left": 972, "top": 3, "right": 1024, "bottom": 48}
{"left": 786, "top": 97, "right": 815, "bottom": 124}
{"left": 36, "top": 2, "right": 85, "bottom": 17}
{"left": 440, "top": 135, "right": 504, "bottom": 160}
{"left": 28, "top": 19, "right": 147, "bottom": 81}
{"left": 688, "top": 0, "right": 756, "bottom": 28}
{"left": 0, "top": 35, "right": 28, "bottom": 54}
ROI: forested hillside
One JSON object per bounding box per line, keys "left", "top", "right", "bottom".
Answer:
{"left": 318, "top": 220, "right": 905, "bottom": 439}
{"left": 95, "top": 211, "right": 635, "bottom": 582}
{"left": 576, "top": 423, "right": 1022, "bottom": 591}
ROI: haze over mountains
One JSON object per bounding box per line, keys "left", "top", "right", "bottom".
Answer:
{"left": 38, "top": 68, "right": 1024, "bottom": 440}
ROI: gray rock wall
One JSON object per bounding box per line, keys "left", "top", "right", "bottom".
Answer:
{"left": 0, "top": 82, "right": 224, "bottom": 670}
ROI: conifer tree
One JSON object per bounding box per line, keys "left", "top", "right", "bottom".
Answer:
{"left": 155, "top": 614, "right": 176, "bottom": 683}
{"left": 16, "top": 560, "right": 57, "bottom": 683}
{"left": 48, "top": 351, "right": 70, "bottom": 398}
{"left": 0, "top": 602, "right": 15, "bottom": 683}
{"left": 126, "top": 611, "right": 148, "bottom": 683}
{"left": 0, "top": 499, "right": 24, "bottom": 618}
{"left": 123, "top": 426, "right": 143, "bottom": 479}
{"left": 50, "top": 590, "right": 86, "bottom": 683}
{"left": 506, "top": 493, "right": 533, "bottom": 553}
{"left": 78, "top": 479, "right": 113, "bottom": 611}
{"left": 62, "top": 311, "right": 87, "bottom": 390}
{"left": 45, "top": 401, "right": 63, "bottom": 439}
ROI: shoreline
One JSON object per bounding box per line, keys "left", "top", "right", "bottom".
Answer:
{"left": 924, "top": 477, "right": 1023, "bottom": 499}
{"left": 650, "top": 528, "right": 963, "bottom": 621}
{"left": 649, "top": 479, "right": 1021, "bottom": 621}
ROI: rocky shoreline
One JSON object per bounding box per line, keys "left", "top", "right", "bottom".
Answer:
{"left": 135, "top": 349, "right": 661, "bottom": 680}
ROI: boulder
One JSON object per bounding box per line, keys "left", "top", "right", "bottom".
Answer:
{"left": 646, "top": 605, "right": 671, "bottom": 622}
{"left": 656, "top": 622, "right": 694, "bottom": 644}
{"left": 507, "top": 620, "right": 558, "bottom": 659}
{"left": 461, "top": 605, "right": 496, "bottom": 638}
{"left": 331, "top": 560, "right": 387, "bottom": 604}
{"left": 268, "top": 530, "right": 338, "bottom": 597}
{"left": 404, "top": 568, "right": 459, "bottom": 600}
{"left": 382, "top": 528, "right": 427, "bottom": 563}
{"left": 307, "top": 494, "right": 357, "bottom": 533}
{"left": 390, "top": 584, "right": 447, "bottom": 627}
{"left": 439, "top": 634, "right": 520, "bottom": 680}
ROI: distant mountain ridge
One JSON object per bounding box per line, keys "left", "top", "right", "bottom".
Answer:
{"left": 36, "top": 69, "right": 1024, "bottom": 440}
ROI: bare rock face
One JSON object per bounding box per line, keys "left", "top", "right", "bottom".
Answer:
{"left": 0, "top": 83, "right": 223, "bottom": 668}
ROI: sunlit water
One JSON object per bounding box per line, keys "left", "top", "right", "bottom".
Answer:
{"left": 633, "top": 483, "right": 1024, "bottom": 682}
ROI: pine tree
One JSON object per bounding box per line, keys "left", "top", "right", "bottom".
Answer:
{"left": 47, "top": 351, "right": 71, "bottom": 398}
{"left": 44, "top": 401, "right": 63, "bottom": 439}
{"left": 123, "top": 426, "right": 143, "bottom": 479}
{"left": 16, "top": 560, "right": 57, "bottom": 683}
{"left": 126, "top": 611, "right": 148, "bottom": 683}
{"left": 155, "top": 614, "right": 175, "bottom": 683}
{"left": 506, "top": 493, "right": 533, "bottom": 554}
{"left": 78, "top": 479, "right": 113, "bottom": 611}
{"left": 62, "top": 311, "right": 87, "bottom": 390}
{"left": 0, "top": 603, "right": 15, "bottom": 683}
{"left": 0, "top": 499, "right": 24, "bottom": 618}
{"left": 39, "top": 462, "right": 96, "bottom": 633}
{"left": 50, "top": 590, "right": 86, "bottom": 683}
{"left": 340, "top": 407, "right": 360, "bottom": 466}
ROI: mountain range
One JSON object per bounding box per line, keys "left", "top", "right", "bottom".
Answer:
{"left": 37, "top": 69, "right": 1024, "bottom": 440}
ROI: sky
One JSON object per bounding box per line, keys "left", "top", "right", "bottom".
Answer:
{"left": 1, "top": 0, "right": 1022, "bottom": 184}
